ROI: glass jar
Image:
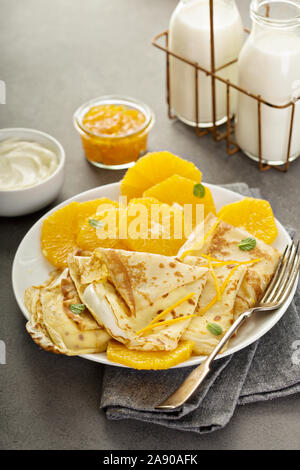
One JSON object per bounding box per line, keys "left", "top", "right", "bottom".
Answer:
{"left": 73, "top": 95, "right": 155, "bottom": 170}
{"left": 168, "top": 0, "right": 244, "bottom": 127}
{"left": 235, "top": 0, "right": 300, "bottom": 165}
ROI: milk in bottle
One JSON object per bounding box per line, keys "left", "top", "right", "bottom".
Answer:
{"left": 235, "top": 0, "right": 300, "bottom": 164}
{"left": 169, "top": 0, "right": 244, "bottom": 127}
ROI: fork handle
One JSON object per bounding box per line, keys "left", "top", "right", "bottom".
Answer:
{"left": 155, "top": 308, "right": 254, "bottom": 410}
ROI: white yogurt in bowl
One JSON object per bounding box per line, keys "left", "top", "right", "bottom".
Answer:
{"left": 0, "top": 128, "right": 65, "bottom": 217}
{"left": 0, "top": 139, "right": 59, "bottom": 190}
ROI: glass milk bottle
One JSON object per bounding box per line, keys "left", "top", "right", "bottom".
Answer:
{"left": 235, "top": 0, "right": 300, "bottom": 164}
{"left": 168, "top": 0, "right": 244, "bottom": 127}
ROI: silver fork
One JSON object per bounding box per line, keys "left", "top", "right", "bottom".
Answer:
{"left": 156, "top": 240, "right": 300, "bottom": 411}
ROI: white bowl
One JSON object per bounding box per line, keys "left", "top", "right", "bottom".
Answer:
{"left": 0, "top": 128, "right": 65, "bottom": 217}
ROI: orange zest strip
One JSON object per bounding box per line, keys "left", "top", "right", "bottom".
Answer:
{"left": 197, "top": 262, "right": 227, "bottom": 268}
{"left": 197, "top": 264, "right": 241, "bottom": 316}
{"left": 196, "top": 296, "right": 219, "bottom": 317}
{"left": 136, "top": 292, "right": 196, "bottom": 336}
{"left": 179, "top": 216, "right": 223, "bottom": 261}
{"left": 179, "top": 249, "right": 198, "bottom": 261}
{"left": 138, "top": 314, "right": 197, "bottom": 335}
{"left": 199, "top": 254, "right": 262, "bottom": 266}
{"left": 140, "top": 264, "right": 243, "bottom": 333}
{"left": 207, "top": 255, "right": 221, "bottom": 301}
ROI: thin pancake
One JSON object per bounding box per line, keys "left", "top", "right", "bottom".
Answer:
{"left": 179, "top": 213, "right": 280, "bottom": 318}
{"left": 182, "top": 262, "right": 246, "bottom": 354}
{"left": 69, "top": 248, "right": 208, "bottom": 351}
{"left": 25, "top": 269, "right": 110, "bottom": 355}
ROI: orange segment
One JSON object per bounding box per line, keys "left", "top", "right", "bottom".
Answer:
{"left": 123, "top": 197, "right": 186, "bottom": 256}
{"left": 77, "top": 207, "right": 127, "bottom": 251}
{"left": 41, "top": 198, "right": 119, "bottom": 268}
{"left": 143, "top": 175, "right": 216, "bottom": 227}
{"left": 76, "top": 198, "right": 119, "bottom": 228}
{"left": 217, "top": 197, "right": 278, "bottom": 244}
{"left": 121, "top": 151, "right": 202, "bottom": 200}
{"left": 127, "top": 196, "right": 162, "bottom": 207}
{"left": 107, "top": 340, "right": 194, "bottom": 369}
{"left": 41, "top": 202, "right": 80, "bottom": 268}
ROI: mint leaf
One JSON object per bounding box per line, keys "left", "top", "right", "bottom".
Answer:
{"left": 207, "top": 322, "right": 223, "bottom": 336}
{"left": 89, "top": 218, "right": 103, "bottom": 229}
{"left": 193, "top": 183, "right": 205, "bottom": 198}
{"left": 69, "top": 304, "right": 85, "bottom": 315}
{"left": 238, "top": 237, "right": 256, "bottom": 251}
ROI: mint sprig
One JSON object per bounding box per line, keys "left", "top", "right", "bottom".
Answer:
{"left": 193, "top": 183, "right": 205, "bottom": 198}
{"left": 238, "top": 237, "right": 256, "bottom": 251}
{"left": 207, "top": 322, "right": 223, "bottom": 336}
{"left": 69, "top": 304, "right": 86, "bottom": 315}
{"left": 89, "top": 218, "right": 103, "bottom": 229}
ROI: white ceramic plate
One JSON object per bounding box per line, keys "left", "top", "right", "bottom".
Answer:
{"left": 12, "top": 182, "right": 296, "bottom": 368}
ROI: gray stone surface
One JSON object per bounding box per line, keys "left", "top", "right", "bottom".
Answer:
{"left": 0, "top": 0, "right": 299, "bottom": 450}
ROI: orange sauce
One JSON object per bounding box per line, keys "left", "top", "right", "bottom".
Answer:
{"left": 80, "top": 104, "right": 148, "bottom": 166}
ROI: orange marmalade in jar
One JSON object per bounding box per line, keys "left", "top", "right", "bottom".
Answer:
{"left": 73, "top": 96, "right": 155, "bottom": 169}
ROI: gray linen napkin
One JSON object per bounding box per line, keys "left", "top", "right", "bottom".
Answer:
{"left": 100, "top": 183, "right": 300, "bottom": 434}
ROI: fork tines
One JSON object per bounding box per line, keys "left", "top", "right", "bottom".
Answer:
{"left": 261, "top": 240, "right": 300, "bottom": 307}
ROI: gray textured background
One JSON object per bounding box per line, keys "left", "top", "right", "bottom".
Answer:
{"left": 1, "top": 0, "right": 300, "bottom": 450}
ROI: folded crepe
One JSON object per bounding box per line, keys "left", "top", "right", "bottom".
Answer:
{"left": 25, "top": 269, "right": 110, "bottom": 355}
{"left": 182, "top": 261, "right": 246, "bottom": 354}
{"left": 179, "top": 212, "right": 281, "bottom": 325}
{"left": 68, "top": 248, "right": 209, "bottom": 351}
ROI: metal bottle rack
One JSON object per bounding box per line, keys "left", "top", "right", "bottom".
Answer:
{"left": 152, "top": 0, "right": 299, "bottom": 172}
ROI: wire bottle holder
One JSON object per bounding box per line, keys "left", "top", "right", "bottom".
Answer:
{"left": 152, "top": 1, "right": 300, "bottom": 172}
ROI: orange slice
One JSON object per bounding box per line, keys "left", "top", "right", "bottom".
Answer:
{"left": 76, "top": 198, "right": 119, "bottom": 228}
{"left": 41, "top": 202, "right": 80, "bottom": 268}
{"left": 41, "top": 198, "right": 119, "bottom": 268}
{"left": 107, "top": 340, "right": 194, "bottom": 369}
{"left": 143, "top": 175, "right": 216, "bottom": 227}
{"left": 77, "top": 207, "right": 127, "bottom": 251}
{"left": 217, "top": 197, "right": 278, "bottom": 244}
{"left": 121, "top": 151, "right": 202, "bottom": 200}
{"left": 123, "top": 197, "right": 186, "bottom": 256}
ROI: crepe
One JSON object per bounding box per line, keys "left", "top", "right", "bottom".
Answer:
{"left": 68, "top": 248, "right": 209, "bottom": 351}
{"left": 179, "top": 213, "right": 281, "bottom": 348}
{"left": 182, "top": 261, "right": 246, "bottom": 354}
{"left": 25, "top": 269, "right": 110, "bottom": 355}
